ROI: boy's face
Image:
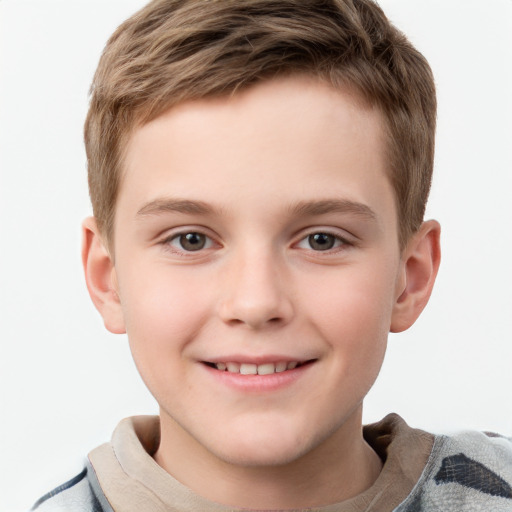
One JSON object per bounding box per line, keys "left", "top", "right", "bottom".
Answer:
{"left": 106, "top": 76, "right": 409, "bottom": 467}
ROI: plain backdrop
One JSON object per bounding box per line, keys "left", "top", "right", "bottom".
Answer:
{"left": 1, "top": 1, "right": 511, "bottom": 510}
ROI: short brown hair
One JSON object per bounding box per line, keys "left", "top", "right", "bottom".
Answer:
{"left": 85, "top": 0, "right": 436, "bottom": 249}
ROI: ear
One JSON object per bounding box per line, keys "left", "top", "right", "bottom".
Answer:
{"left": 82, "top": 217, "right": 126, "bottom": 334}
{"left": 390, "top": 220, "right": 441, "bottom": 333}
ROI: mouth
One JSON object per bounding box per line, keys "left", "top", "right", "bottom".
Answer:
{"left": 202, "top": 360, "right": 316, "bottom": 375}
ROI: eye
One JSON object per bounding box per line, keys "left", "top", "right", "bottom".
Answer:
{"left": 168, "top": 232, "right": 213, "bottom": 252}
{"left": 296, "top": 232, "right": 346, "bottom": 251}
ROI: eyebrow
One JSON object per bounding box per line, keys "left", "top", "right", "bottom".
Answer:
{"left": 289, "top": 199, "right": 378, "bottom": 221}
{"left": 136, "top": 198, "right": 218, "bottom": 217}
{"left": 136, "top": 197, "right": 377, "bottom": 222}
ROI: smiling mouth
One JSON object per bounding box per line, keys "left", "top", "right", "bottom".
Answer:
{"left": 203, "top": 360, "right": 316, "bottom": 375}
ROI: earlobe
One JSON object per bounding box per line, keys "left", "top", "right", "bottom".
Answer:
{"left": 390, "top": 220, "right": 441, "bottom": 333}
{"left": 82, "top": 217, "right": 126, "bottom": 334}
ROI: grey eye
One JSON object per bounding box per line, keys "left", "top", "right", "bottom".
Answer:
{"left": 177, "top": 232, "right": 207, "bottom": 251}
{"left": 308, "top": 233, "right": 336, "bottom": 251}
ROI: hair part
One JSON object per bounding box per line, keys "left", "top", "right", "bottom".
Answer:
{"left": 85, "top": 0, "right": 436, "bottom": 250}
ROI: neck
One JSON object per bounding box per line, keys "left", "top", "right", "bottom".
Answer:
{"left": 154, "top": 407, "right": 382, "bottom": 509}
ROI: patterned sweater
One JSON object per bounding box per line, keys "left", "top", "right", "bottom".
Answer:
{"left": 31, "top": 414, "right": 512, "bottom": 512}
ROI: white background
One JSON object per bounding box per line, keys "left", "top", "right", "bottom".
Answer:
{"left": 1, "top": 1, "right": 511, "bottom": 510}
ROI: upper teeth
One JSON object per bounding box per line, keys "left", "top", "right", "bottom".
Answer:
{"left": 215, "top": 361, "right": 300, "bottom": 375}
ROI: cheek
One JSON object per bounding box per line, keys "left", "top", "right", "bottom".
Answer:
{"left": 303, "top": 261, "right": 397, "bottom": 363}
{"left": 308, "top": 263, "right": 396, "bottom": 323}
{"left": 118, "top": 267, "right": 212, "bottom": 364}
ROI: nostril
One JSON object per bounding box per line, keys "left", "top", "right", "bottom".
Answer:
{"left": 227, "top": 318, "right": 245, "bottom": 326}
{"left": 225, "top": 314, "right": 284, "bottom": 329}
{"left": 218, "top": 291, "right": 294, "bottom": 329}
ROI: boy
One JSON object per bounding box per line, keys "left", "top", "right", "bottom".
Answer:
{"left": 29, "top": 0, "right": 512, "bottom": 510}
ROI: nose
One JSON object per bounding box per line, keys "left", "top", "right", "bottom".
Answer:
{"left": 218, "top": 247, "right": 294, "bottom": 330}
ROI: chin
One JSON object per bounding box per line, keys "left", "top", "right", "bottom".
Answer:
{"left": 203, "top": 419, "right": 323, "bottom": 468}
{"left": 213, "top": 439, "right": 308, "bottom": 468}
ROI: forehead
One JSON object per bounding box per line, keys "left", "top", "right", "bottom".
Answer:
{"left": 118, "top": 76, "right": 396, "bottom": 234}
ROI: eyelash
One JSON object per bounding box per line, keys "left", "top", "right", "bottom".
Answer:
{"left": 295, "top": 231, "right": 352, "bottom": 253}
{"left": 161, "top": 231, "right": 216, "bottom": 255}
{"left": 159, "top": 229, "right": 353, "bottom": 255}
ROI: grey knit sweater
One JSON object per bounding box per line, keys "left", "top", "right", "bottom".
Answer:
{"left": 31, "top": 414, "right": 512, "bottom": 512}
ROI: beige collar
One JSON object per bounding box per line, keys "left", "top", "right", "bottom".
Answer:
{"left": 88, "top": 413, "right": 434, "bottom": 512}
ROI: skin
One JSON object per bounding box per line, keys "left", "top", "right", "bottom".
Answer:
{"left": 83, "top": 76, "right": 440, "bottom": 509}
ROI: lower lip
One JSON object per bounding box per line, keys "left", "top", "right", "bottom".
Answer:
{"left": 202, "top": 362, "right": 314, "bottom": 392}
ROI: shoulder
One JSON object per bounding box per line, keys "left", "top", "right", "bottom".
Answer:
{"left": 398, "top": 430, "right": 512, "bottom": 511}
{"left": 30, "top": 461, "right": 113, "bottom": 512}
